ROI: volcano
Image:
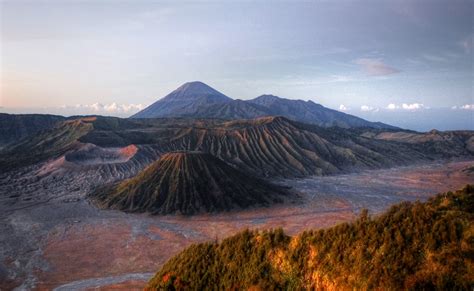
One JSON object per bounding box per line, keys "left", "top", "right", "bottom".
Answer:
{"left": 130, "top": 81, "right": 232, "bottom": 118}
{"left": 89, "top": 151, "right": 289, "bottom": 215}
{"left": 130, "top": 81, "right": 396, "bottom": 129}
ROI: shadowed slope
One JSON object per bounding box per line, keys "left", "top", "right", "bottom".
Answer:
{"left": 155, "top": 116, "right": 442, "bottom": 177}
{"left": 147, "top": 185, "right": 474, "bottom": 290}
{"left": 89, "top": 151, "right": 289, "bottom": 214}
{"left": 0, "top": 118, "right": 95, "bottom": 171}
{"left": 0, "top": 113, "right": 65, "bottom": 148}
{"left": 189, "top": 99, "right": 270, "bottom": 119}
{"left": 361, "top": 129, "right": 474, "bottom": 157}
{"left": 249, "top": 94, "right": 396, "bottom": 129}
{"left": 3, "top": 115, "right": 472, "bottom": 177}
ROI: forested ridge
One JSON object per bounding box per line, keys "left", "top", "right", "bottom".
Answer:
{"left": 147, "top": 185, "right": 474, "bottom": 290}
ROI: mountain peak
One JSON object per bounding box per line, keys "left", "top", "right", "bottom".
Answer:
{"left": 177, "top": 81, "right": 215, "bottom": 92}
{"left": 166, "top": 81, "right": 231, "bottom": 101}
{"left": 130, "top": 81, "right": 232, "bottom": 118}
{"left": 254, "top": 94, "right": 283, "bottom": 101}
{"left": 249, "top": 94, "right": 286, "bottom": 106}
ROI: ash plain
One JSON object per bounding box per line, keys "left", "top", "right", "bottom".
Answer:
{"left": 0, "top": 159, "right": 473, "bottom": 290}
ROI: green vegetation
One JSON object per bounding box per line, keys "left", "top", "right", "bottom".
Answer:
{"left": 147, "top": 185, "right": 474, "bottom": 290}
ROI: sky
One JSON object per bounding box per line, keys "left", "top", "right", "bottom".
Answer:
{"left": 1, "top": 0, "right": 473, "bottom": 131}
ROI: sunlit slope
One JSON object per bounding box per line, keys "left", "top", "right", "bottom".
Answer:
{"left": 147, "top": 185, "right": 474, "bottom": 290}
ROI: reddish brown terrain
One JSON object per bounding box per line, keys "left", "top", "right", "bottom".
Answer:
{"left": 1, "top": 159, "right": 472, "bottom": 290}
{"left": 0, "top": 114, "right": 473, "bottom": 290}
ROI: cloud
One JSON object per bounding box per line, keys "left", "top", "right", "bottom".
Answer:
{"left": 90, "top": 103, "right": 104, "bottom": 111}
{"left": 452, "top": 104, "right": 474, "bottom": 110}
{"left": 386, "top": 103, "right": 427, "bottom": 111}
{"left": 360, "top": 105, "right": 379, "bottom": 112}
{"left": 402, "top": 103, "right": 426, "bottom": 110}
{"left": 66, "top": 103, "right": 145, "bottom": 114}
{"left": 386, "top": 103, "right": 399, "bottom": 110}
{"left": 339, "top": 104, "right": 349, "bottom": 111}
{"left": 354, "top": 58, "right": 401, "bottom": 76}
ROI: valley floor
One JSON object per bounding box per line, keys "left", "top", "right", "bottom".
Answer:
{"left": 0, "top": 160, "right": 473, "bottom": 290}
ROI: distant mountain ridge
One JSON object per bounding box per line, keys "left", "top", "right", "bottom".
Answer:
{"left": 131, "top": 81, "right": 396, "bottom": 129}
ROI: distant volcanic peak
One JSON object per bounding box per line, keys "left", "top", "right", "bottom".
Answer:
{"left": 90, "top": 150, "right": 288, "bottom": 215}
{"left": 178, "top": 81, "right": 216, "bottom": 92}
{"left": 165, "top": 81, "right": 232, "bottom": 101}
{"left": 130, "top": 81, "right": 233, "bottom": 118}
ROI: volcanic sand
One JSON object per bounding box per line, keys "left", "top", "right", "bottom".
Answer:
{"left": 0, "top": 159, "right": 472, "bottom": 290}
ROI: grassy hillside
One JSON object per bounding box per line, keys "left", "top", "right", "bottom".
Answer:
{"left": 147, "top": 185, "right": 474, "bottom": 290}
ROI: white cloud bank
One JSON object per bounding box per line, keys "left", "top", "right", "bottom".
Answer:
{"left": 59, "top": 103, "right": 145, "bottom": 116}
{"left": 386, "top": 103, "right": 399, "bottom": 110}
{"left": 339, "top": 104, "right": 349, "bottom": 111}
{"left": 385, "top": 103, "right": 427, "bottom": 111}
{"left": 402, "top": 103, "right": 426, "bottom": 110}
{"left": 452, "top": 104, "right": 474, "bottom": 110}
{"left": 360, "top": 105, "right": 379, "bottom": 112}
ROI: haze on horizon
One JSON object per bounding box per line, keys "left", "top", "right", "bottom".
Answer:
{"left": 1, "top": 0, "right": 473, "bottom": 131}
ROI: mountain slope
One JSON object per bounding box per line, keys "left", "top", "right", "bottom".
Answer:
{"left": 249, "top": 94, "right": 396, "bottom": 129}
{"left": 131, "top": 81, "right": 395, "bottom": 129}
{"left": 0, "top": 117, "right": 94, "bottom": 171}
{"left": 153, "top": 116, "right": 459, "bottom": 178}
{"left": 188, "top": 99, "right": 270, "bottom": 119}
{"left": 359, "top": 129, "right": 474, "bottom": 158}
{"left": 89, "top": 151, "right": 288, "bottom": 214}
{"left": 0, "top": 113, "right": 65, "bottom": 148}
{"left": 131, "top": 81, "right": 232, "bottom": 118}
{"left": 3, "top": 115, "right": 472, "bottom": 177}
{"left": 147, "top": 185, "right": 474, "bottom": 290}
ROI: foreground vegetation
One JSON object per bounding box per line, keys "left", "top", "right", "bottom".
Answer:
{"left": 147, "top": 185, "right": 474, "bottom": 290}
